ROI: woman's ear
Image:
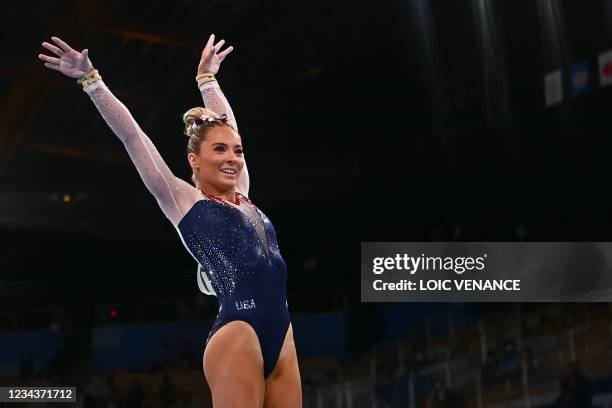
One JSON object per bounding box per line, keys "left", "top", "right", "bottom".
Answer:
{"left": 187, "top": 152, "right": 197, "bottom": 168}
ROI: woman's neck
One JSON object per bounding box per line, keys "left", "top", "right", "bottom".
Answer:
{"left": 198, "top": 182, "right": 236, "bottom": 203}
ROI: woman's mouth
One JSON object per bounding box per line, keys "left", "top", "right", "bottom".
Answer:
{"left": 220, "top": 168, "right": 237, "bottom": 175}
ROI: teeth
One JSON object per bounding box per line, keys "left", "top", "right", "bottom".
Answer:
{"left": 221, "top": 169, "right": 236, "bottom": 174}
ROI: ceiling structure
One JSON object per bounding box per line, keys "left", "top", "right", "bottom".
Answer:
{"left": 0, "top": 0, "right": 359, "bottom": 293}
{"left": 0, "top": 0, "right": 354, "bottom": 234}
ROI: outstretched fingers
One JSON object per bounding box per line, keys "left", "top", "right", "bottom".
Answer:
{"left": 213, "top": 39, "right": 225, "bottom": 50}
{"left": 199, "top": 34, "right": 234, "bottom": 64}
{"left": 217, "top": 45, "right": 233, "bottom": 57}
{"left": 38, "top": 53, "right": 60, "bottom": 64}
{"left": 51, "top": 36, "right": 74, "bottom": 53}
{"left": 42, "top": 62, "right": 62, "bottom": 72}
{"left": 217, "top": 46, "right": 233, "bottom": 61}
{"left": 202, "top": 34, "right": 215, "bottom": 56}
{"left": 42, "top": 42, "right": 63, "bottom": 57}
{"left": 214, "top": 39, "right": 233, "bottom": 60}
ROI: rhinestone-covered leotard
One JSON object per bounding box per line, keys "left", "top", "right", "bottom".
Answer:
{"left": 85, "top": 78, "right": 290, "bottom": 377}
{"left": 178, "top": 192, "right": 289, "bottom": 376}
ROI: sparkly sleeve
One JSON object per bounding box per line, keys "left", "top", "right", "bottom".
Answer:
{"left": 85, "top": 80, "right": 198, "bottom": 227}
{"left": 199, "top": 81, "right": 250, "bottom": 197}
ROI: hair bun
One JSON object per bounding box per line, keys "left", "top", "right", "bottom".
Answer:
{"left": 182, "top": 107, "right": 220, "bottom": 138}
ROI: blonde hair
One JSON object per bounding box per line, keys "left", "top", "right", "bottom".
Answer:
{"left": 182, "top": 107, "right": 234, "bottom": 154}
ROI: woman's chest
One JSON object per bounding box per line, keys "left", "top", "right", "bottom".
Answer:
{"left": 177, "top": 198, "right": 279, "bottom": 254}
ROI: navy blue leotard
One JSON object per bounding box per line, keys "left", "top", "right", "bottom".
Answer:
{"left": 84, "top": 74, "right": 289, "bottom": 377}
{"left": 177, "top": 192, "right": 290, "bottom": 377}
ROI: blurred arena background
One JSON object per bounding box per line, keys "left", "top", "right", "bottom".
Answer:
{"left": 1, "top": 0, "right": 612, "bottom": 407}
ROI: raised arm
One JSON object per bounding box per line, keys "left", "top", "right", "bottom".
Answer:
{"left": 39, "top": 36, "right": 198, "bottom": 227}
{"left": 197, "top": 34, "right": 250, "bottom": 196}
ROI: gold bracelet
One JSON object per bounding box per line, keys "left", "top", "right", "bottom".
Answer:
{"left": 196, "top": 72, "right": 215, "bottom": 80}
{"left": 197, "top": 77, "right": 217, "bottom": 88}
{"left": 196, "top": 73, "right": 216, "bottom": 88}
{"left": 77, "top": 68, "right": 98, "bottom": 84}
{"left": 77, "top": 68, "right": 102, "bottom": 91}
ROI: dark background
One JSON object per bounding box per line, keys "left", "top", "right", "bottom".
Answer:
{"left": 1, "top": 0, "right": 612, "bottom": 406}
{"left": 365, "top": 0, "right": 612, "bottom": 242}
{"left": 5, "top": 0, "right": 612, "bottom": 297}
{"left": 0, "top": 0, "right": 358, "bottom": 303}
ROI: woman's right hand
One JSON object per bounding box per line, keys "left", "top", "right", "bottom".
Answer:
{"left": 38, "top": 36, "right": 94, "bottom": 79}
{"left": 197, "top": 34, "right": 234, "bottom": 76}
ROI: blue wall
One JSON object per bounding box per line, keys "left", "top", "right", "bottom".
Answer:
{"left": 292, "top": 312, "right": 346, "bottom": 357}
{"left": 93, "top": 320, "right": 213, "bottom": 374}
{"left": 381, "top": 303, "right": 473, "bottom": 340}
{"left": 0, "top": 330, "right": 63, "bottom": 376}
{"left": 91, "top": 312, "right": 347, "bottom": 374}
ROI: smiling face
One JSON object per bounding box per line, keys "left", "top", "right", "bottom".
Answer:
{"left": 188, "top": 126, "right": 244, "bottom": 195}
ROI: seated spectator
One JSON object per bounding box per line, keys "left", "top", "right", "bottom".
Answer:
{"left": 482, "top": 349, "right": 498, "bottom": 386}
{"left": 179, "top": 392, "right": 199, "bottom": 408}
{"left": 430, "top": 379, "right": 464, "bottom": 408}
{"left": 500, "top": 339, "right": 520, "bottom": 379}
{"left": 82, "top": 392, "right": 101, "bottom": 408}
{"left": 97, "top": 375, "right": 120, "bottom": 408}
{"left": 553, "top": 362, "right": 592, "bottom": 407}
{"left": 19, "top": 353, "right": 34, "bottom": 384}
{"left": 124, "top": 379, "right": 146, "bottom": 408}
{"left": 178, "top": 339, "right": 196, "bottom": 370}
{"left": 160, "top": 372, "right": 179, "bottom": 408}
{"left": 151, "top": 343, "right": 174, "bottom": 373}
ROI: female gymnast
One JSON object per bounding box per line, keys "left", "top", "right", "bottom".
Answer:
{"left": 38, "top": 34, "right": 302, "bottom": 407}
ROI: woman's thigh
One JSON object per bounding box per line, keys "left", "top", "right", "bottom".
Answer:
{"left": 204, "top": 320, "right": 265, "bottom": 408}
{"left": 263, "top": 324, "right": 302, "bottom": 408}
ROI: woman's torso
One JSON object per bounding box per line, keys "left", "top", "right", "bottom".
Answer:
{"left": 176, "top": 192, "right": 288, "bottom": 314}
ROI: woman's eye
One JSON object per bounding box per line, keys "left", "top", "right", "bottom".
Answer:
{"left": 235, "top": 149, "right": 243, "bottom": 155}
{"left": 214, "top": 146, "right": 225, "bottom": 152}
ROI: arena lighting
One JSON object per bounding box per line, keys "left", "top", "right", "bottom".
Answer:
{"left": 471, "top": 0, "right": 510, "bottom": 123}
{"left": 408, "top": 0, "right": 445, "bottom": 118}
{"left": 108, "top": 308, "right": 118, "bottom": 318}
{"left": 605, "top": 0, "right": 612, "bottom": 40}
{"left": 537, "top": 0, "right": 569, "bottom": 69}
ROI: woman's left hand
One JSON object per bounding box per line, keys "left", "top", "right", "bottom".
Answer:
{"left": 197, "top": 34, "right": 234, "bottom": 76}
